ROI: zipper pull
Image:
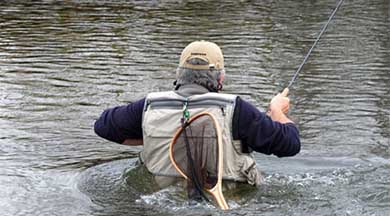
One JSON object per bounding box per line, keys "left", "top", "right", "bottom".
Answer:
{"left": 220, "top": 106, "right": 226, "bottom": 116}
{"left": 182, "top": 99, "right": 190, "bottom": 122}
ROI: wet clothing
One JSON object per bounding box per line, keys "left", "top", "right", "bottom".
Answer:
{"left": 94, "top": 86, "right": 301, "bottom": 158}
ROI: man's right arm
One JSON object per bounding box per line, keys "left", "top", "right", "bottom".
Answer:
{"left": 94, "top": 98, "right": 145, "bottom": 145}
{"left": 233, "top": 95, "right": 301, "bottom": 157}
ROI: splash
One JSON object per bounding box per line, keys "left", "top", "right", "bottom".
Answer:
{"left": 136, "top": 185, "right": 241, "bottom": 212}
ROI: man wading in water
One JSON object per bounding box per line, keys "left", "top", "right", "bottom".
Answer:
{"left": 94, "top": 41, "right": 301, "bottom": 206}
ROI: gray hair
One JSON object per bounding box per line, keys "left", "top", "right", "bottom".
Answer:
{"left": 175, "top": 58, "right": 225, "bottom": 92}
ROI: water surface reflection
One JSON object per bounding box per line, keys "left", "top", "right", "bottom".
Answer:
{"left": 0, "top": 0, "right": 389, "bottom": 215}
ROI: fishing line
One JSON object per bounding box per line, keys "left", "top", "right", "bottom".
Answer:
{"left": 287, "top": 0, "right": 344, "bottom": 89}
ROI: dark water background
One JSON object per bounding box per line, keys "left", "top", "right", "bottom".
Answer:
{"left": 0, "top": 0, "right": 389, "bottom": 215}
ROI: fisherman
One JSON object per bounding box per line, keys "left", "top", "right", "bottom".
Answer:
{"left": 94, "top": 40, "right": 300, "bottom": 189}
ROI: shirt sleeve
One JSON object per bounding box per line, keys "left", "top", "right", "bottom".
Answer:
{"left": 232, "top": 97, "right": 301, "bottom": 157}
{"left": 94, "top": 98, "right": 145, "bottom": 144}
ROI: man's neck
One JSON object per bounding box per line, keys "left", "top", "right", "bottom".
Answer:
{"left": 175, "top": 84, "right": 210, "bottom": 97}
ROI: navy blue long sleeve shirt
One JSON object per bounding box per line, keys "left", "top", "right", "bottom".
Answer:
{"left": 94, "top": 97, "right": 300, "bottom": 157}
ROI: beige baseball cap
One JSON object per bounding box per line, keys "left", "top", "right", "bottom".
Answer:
{"left": 179, "top": 41, "right": 224, "bottom": 70}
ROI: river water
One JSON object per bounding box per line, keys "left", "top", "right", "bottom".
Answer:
{"left": 0, "top": 0, "right": 389, "bottom": 215}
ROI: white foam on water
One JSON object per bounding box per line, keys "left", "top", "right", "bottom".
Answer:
{"left": 265, "top": 166, "right": 356, "bottom": 188}
{"left": 136, "top": 185, "right": 241, "bottom": 211}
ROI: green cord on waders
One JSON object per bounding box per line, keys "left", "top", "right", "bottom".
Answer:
{"left": 287, "top": 0, "right": 344, "bottom": 90}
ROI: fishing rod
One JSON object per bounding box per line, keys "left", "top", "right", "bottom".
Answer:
{"left": 287, "top": 0, "right": 344, "bottom": 89}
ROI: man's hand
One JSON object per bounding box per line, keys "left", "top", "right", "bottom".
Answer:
{"left": 267, "top": 88, "right": 293, "bottom": 124}
{"left": 270, "top": 88, "right": 290, "bottom": 114}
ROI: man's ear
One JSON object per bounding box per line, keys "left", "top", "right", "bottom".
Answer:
{"left": 217, "top": 73, "right": 224, "bottom": 92}
{"left": 219, "top": 73, "right": 225, "bottom": 83}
